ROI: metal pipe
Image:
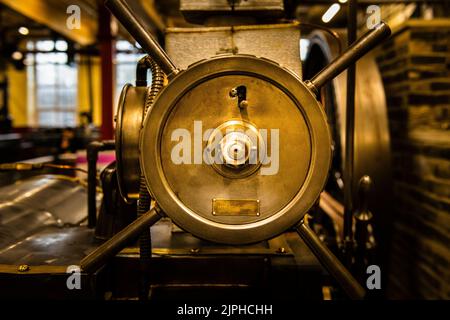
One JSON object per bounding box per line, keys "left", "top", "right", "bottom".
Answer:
{"left": 81, "top": 207, "right": 161, "bottom": 273}
{"left": 87, "top": 140, "right": 115, "bottom": 228}
{"left": 306, "top": 22, "right": 391, "bottom": 95}
{"left": 343, "top": 0, "right": 358, "bottom": 263}
{"left": 354, "top": 175, "right": 374, "bottom": 266}
{"left": 296, "top": 220, "right": 366, "bottom": 300}
{"left": 104, "top": 0, "right": 179, "bottom": 77}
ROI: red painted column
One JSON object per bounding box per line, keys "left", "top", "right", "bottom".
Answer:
{"left": 98, "top": 3, "right": 115, "bottom": 140}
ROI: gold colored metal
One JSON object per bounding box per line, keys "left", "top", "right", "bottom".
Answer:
{"left": 17, "top": 265, "right": 30, "bottom": 272}
{"left": 306, "top": 31, "right": 392, "bottom": 237}
{"left": 118, "top": 247, "right": 293, "bottom": 256}
{"left": 212, "top": 199, "right": 260, "bottom": 216}
{"left": 117, "top": 233, "right": 294, "bottom": 256}
{"left": 277, "top": 247, "right": 286, "bottom": 254}
{"left": 115, "top": 84, "right": 149, "bottom": 202}
{"left": 207, "top": 120, "right": 264, "bottom": 179}
{"left": 140, "top": 55, "right": 331, "bottom": 244}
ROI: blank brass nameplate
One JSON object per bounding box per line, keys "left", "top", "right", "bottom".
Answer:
{"left": 212, "top": 199, "right": 260, "bottom": 216}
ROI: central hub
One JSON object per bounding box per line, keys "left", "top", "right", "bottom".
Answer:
{"left": 219, "top": 131, "right": 253, "bottom": 168}
{"left": 207, "top": 120, "right": 265, "bottom": 179}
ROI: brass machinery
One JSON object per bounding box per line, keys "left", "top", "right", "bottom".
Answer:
{"left": 78, "top": 0, "right": 392, "bottom": 299}
{"left": 140, "top": 54, "right": 332, "bottom": 245}
{"left": 303, "top": 30, "right": 392, "bottom": 260}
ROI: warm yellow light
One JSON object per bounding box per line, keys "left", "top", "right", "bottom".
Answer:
{"left": 18, "top": 27, "right": 29, "bottom": 35}
{"left": 12, "top": 51, "right": 23, "bottom": 60}
{"left": 338, "top": 0, "right": 348, "bottom": 3}
{"left": 322, "top": 4, "right": 341, "bottom": 23}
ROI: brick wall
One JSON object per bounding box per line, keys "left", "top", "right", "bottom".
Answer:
{"left": 376, "top": 20, "right": 450, "bottom": 299}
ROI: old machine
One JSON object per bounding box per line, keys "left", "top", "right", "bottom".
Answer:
{"left": 0, "top": 0, "right": 392, "bottom": 300}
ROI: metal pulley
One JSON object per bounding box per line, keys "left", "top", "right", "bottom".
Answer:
{"left": 81, "top": 0, "right": 391, "bottom": 273}
{"left": 303, "top": 31, "right": 392, "bottom": 244}
{"left": 107, "top": 0, "right": 389, "bottom": 245}
{"left": 115, "top": 84, "right": 149, "bottom": 202}
{"left": 115, "top": 56, "right": 165, "bottom": 203}
{"left": 140, "top": 55, "right": 332, "bottom": 244}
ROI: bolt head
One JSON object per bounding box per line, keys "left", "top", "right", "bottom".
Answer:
{"left": 277, "top": 247, "right": 286, "bottom": 254}
{"left": 18, "top": 264, "right": 30, "bottom": 272}
{"left": 239, "top": 100, "right": 249, "bottom": 108}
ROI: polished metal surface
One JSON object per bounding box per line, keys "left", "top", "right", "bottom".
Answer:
{"left": 0, "top": 175, "right": 88, "bottom": 248}
{"left": 122, "top": 219, "right": 295, "bottom": 256}
{"left": 212, "top": 199, "right": 260, "bottom": 217}
{"left": 207, "top": 120, "right": 264, "bottom": 179}
{"left": 0, "top": 218, "right": 323, "bottom": 300}
{"left": 115, "top": 84, "right": 149, "bottom": 202}
{"left": 140, "top": 55, "right": 331, "bottom": 244}
{"left": 80, "top": 207, "right": 161, "bottom": 272}
{"left": 296, "top": 217, "right": 366, "bottom": 300}
{"left": 306, "top": 30, "right": 392, "bottom": 239}
{"left": 0, "top": 227, "right": 95, "bottom": 265}
{"left": 343, "top": 0, "right": 359, "bottom": 247}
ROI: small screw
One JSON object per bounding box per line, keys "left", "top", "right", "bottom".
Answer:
{"left": 190, "top": 248, "right": 200, "bottom": 254}
{"left": 18, "top": 265, "right": 30, "bottom": 272}
{"left": 239, "top": 100, "right": 248, "bottom": 108}
{"left": 229, "top": 88, "right": 238, "bottom": 98}
{"left": 277, "top": 247, "right": 286, "bottom": 254}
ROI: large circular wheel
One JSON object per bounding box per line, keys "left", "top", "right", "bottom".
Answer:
{"left": 140, "top": 55, "right": 331, "bottom": 244}
{"left": 115, "top": 84, "right": 149, "bottom": 202}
